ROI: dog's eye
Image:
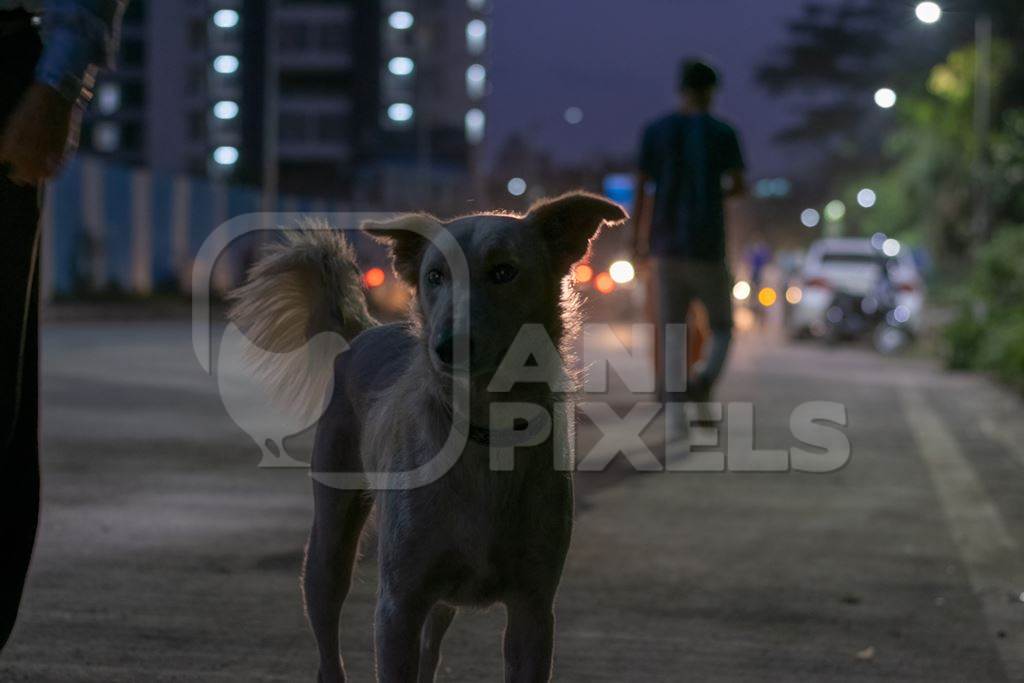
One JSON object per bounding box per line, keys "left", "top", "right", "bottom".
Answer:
{"left": 426, "top": 269, "right": 445, "bottom": 286}
{"left": 490, "top": 264, "right": 519, "bottom": 284}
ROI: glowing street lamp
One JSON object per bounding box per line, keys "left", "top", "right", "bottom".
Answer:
{"left": 874, "top": 88, "right": 897, "bottom": 109}
{"left": 915, "top": 2, "right": 942, "bottom": 24}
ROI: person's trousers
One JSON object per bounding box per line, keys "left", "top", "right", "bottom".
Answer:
{"left": 0, "top": 15, "right": 43, "bottom": 651}
{"left": 653, "top": 257, "right": 734, "bottom": 401}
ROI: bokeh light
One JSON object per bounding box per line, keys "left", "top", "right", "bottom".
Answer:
{"left": 801, "top": 209, "right": 821, "bottom": 228}
{"left": 594, "top": 272, "right": 616, "bottom": 294}
{"left": 363, "top": 267, "right": 386, "bottom": 288}
{"left": 564, "top": 107, "right": 584, "bottom": 125}
{"left": 758, "top": 287, "right": 778, "bottom": 307}
{"left": 609, "top": 260, "right": 635, "bottom": 284}
{"left": 857, "top": 188, "right": 877, "bottom": 208}
{"left": 573, "top": 263, "right": 593, "bottom": 284}
{"left": 875, "top": 88, "right": 897, "bottom": 109}
{"left": 915, "top": 2, "right": 942, "bottom": 24}
{"left": 825, "top": 200, "right": 846, "bottom": 222}
{"left": 785, "top": 286, "right": 803, "bottom": 305}
{"left": 732, "top": 280, "right": 751, "bottom": 301}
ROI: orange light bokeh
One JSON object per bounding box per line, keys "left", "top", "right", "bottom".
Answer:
{"left": 758, "top": 287, "right": 778, "bottom": 307}
{"left": 594, "top": 272, "right": 616, "bottom": 294}
{"left": 573, "top": 263, "right": 594, "bottom": 284}
{"left": 363, "top": 267, "right": 386, "bottom": 288}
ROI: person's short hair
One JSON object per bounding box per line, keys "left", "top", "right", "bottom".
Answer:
{"left": 679, "top": 59, "right": 719, "bottom": 92}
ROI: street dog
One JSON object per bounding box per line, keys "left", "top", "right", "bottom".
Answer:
{"left": 227, "top": 192, "right": 628, "bottom": 682}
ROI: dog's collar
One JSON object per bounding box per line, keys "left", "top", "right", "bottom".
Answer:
{"left": 451, "top": 408, "right": 550, "bottom": 448}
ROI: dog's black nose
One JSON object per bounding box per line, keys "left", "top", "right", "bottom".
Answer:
{"left": 434, "top": 335, "right": 454, "bottom": 365}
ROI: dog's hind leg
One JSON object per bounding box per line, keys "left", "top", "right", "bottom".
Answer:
{"left": 416, "top": 603, "right": 456, "bottom": 683}
{"left": 503, "top": 597, "right": 555, "bottom": 683}
{"left": 303, "top": 484, "right": 371, "bottom": 683}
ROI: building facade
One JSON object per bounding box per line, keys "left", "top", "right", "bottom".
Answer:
{"left": 81, "top": 0, "right": 491, "bottom": 210}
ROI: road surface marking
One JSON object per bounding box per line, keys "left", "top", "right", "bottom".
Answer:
{"left": 901, "top": 387, "right": 1024, "bottom": 681}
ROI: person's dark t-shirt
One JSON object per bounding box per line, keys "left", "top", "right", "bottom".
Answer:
{"left": 639, "top": 112, "right": 744, "bottom": 262}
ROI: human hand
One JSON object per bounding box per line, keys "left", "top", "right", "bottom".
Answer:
{"left": 0, "top": 83, "right": 80, "bottom": 186}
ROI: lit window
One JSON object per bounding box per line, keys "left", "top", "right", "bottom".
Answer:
{"left": 465, "top": 108, "right": 485, "bottom": 144}
{"left": 213, "top": 55, "right": 240, "bottom": 74}
{"left": 388, "top": 11, "right": 414, "bottom": 30}
{"left": 213, "top": 100, "right": 239, "bottom": 120}
{"left": 388, "top": 57, "right": 415, "bottom": 76}
{"left": 212, "top": 9, "right": 239, "bottom": 28}
{"left": 96, "top": 83, "right": 120, "bottom": 115}
{"left": 93, "top": 122, "right": 120, "bottom": 152}
{"left": 213, "top": 145, "right": 239, "bottom": 165}
{"left": 466, "top": 64, "right": 486, "bottom": 99}
{"left": 387, "top": 103, "right": 414, "bottom": 123}
{"left": 466, "top": 20, "right": 486, "bottom": 54}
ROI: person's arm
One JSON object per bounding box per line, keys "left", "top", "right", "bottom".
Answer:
{"left": 724, "top": 169, "right": 747, "bottom": 199}
{"left": 633, "top": 124, "right": 657, "bottom": 258}
{"left": 722, "top": 126, "right": 747, "bottom": 200}
{"left": 0, "top": 0, "right": 127, "bottom": 184}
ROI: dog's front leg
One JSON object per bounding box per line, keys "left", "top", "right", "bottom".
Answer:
{"left": 503, "top": 597, "right": 555, "bottom": 683}
{"left": 417, "top": 603, "right": 456, "bottom": 683}
{"left": 375, "top": 588, "right": 429, "bottom": 682}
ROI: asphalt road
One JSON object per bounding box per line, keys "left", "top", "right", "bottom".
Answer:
{"left": 1, "top": 318, "right": 1023, "bottom": 681}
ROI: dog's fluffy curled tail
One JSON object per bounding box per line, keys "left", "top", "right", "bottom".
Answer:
{"left": 227, "top": 221, "right": 377, "bottom": 421}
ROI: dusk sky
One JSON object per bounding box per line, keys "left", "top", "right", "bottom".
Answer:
{"left": 486, "top": 0, "right": 828, "bottom": 179}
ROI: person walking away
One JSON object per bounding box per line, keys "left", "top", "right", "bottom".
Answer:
{"left": 0, "top": 0, "right": 126, "bottom": 650}
{"left": 632, "top": 59, "right": 747, "bottom": 443}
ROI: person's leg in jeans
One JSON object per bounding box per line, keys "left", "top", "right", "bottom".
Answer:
{"left": 0, "top": 23, "right": 43, "bottom": 650}
{"left": 692, "top": 261, "right": 734, "bottom": 399}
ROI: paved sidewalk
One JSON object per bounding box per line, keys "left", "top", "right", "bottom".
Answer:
{"left": 0, "top": 322, "right": 1021, "bottom": 680}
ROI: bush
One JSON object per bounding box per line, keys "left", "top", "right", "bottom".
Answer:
{"left": 943, "top": 225, "right": 1024, "bottom": 388}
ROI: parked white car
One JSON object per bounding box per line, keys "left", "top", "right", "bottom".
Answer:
{"left": 787, "top": 238, "right": 925, "bottom": 338}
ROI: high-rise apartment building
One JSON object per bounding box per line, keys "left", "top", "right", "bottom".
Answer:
{"left": 80, "top": 0, "right": 490, "bottom": 208}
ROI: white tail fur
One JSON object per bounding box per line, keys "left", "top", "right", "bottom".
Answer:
{"left": 226, "top": 221, "right": 377, "bottom": 421}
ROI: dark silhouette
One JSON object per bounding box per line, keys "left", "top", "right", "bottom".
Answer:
{"left": 633, "top": 59, "right": 747, "bottom": 438}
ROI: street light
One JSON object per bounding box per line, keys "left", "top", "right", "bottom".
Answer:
{"left": 874, "top": 88, "right": 897, "bottom": 109}
{"left": 915, "top": 2, "right": 942, "bottom": 24}
{"left": 910, "top": 2, "right": 992, "bottom": 240}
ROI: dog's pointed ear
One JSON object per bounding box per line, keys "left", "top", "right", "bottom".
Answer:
{"left": 362, "top": 214, "right": 441, "bottom": 286}
{"left": 526, "top": 192, "right": 629, "bottom": 272}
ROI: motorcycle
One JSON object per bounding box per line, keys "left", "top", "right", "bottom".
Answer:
{"left": 823, "top": 258, "right": 913, "bottom": 354}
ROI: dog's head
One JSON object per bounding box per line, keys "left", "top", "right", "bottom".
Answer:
{"left": 363, "top": 192, "right": 628, "bottom": 378}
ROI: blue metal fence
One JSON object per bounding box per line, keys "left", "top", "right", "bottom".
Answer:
{"left": 41, "top": 155, "right": 351, "bottom": 299}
